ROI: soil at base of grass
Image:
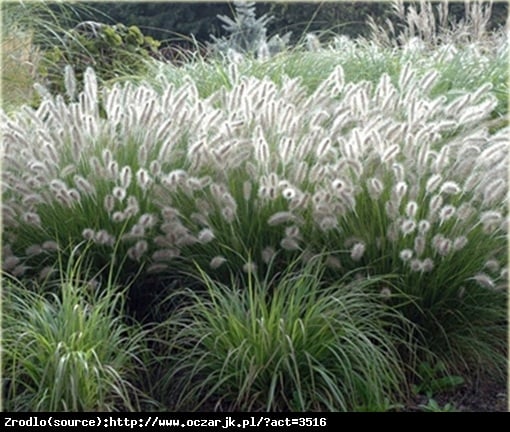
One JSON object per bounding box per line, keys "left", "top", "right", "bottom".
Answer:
{"left": 164, "top": 377, "right": 508, "bottom": 412}
{"left": 406, "top": 376, "right": 508, "bottom": 412}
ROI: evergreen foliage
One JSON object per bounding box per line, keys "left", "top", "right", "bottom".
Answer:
{"left": 208, "top": 1, "right": 291, "bottom": 59}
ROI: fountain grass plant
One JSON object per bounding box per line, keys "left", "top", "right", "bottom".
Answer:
{"left": 149, "top": 35, "right": 508, "bottom": 121}
{"left": 151, "top": 257, "right": 413, "bottom": 412}
{"left": 1, "top": 56, "right": 507, "bottom": 379}
{"left": 2, "top": 244, "right": 154, "bottom": 412}
{"left": 148, "top": 0, "right": 507, "bottom": 120}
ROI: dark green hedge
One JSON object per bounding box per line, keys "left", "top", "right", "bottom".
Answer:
{"left": 47, "top": 1, "right": 510, "bottom": 46}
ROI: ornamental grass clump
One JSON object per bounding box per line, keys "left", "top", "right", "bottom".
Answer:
{"left": 153, "top": 260, "right": 409, "bottom": 411}
{"left": 367, "top": 0, "right": 502, "bottom": 51}
{"left": 2, "top": 249, "right": 152, "bottom": 412}
{"left": 2, "top": 63, "right": 507, "bottom": 376}
{"left": 1, "top": 28, "right": 41, "bottom": 111}
{"left": 362, "top": 0, "right": 508, "bottom": 119}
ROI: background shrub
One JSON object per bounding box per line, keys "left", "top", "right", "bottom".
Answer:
{"left": 38, "top": 21, "right": 161, "bottom": 99}
{"left": 65, "top": 1, "right": 508, "bottom": 44}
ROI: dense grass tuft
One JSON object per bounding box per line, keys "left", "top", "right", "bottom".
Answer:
{"left": 2, "top": 247, "right": 153, "bottom": 411}
{"left": 152, "top": 259, "right": 411, "bottom": 412}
